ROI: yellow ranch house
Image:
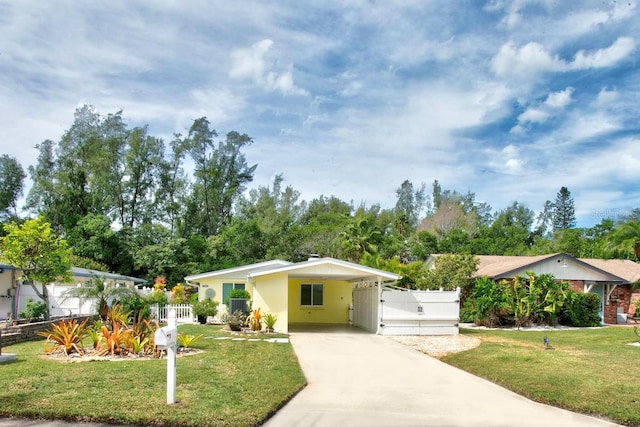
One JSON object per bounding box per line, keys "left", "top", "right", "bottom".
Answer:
{"left": 185, "top": 257, "right": 401, "bottom": 333}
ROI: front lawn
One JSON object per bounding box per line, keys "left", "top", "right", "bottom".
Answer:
{"left": 0, "top": 324, "right": 306, "bottom": 427}
{"left": 443, "top": 327, "right": 640, "bottom": 426}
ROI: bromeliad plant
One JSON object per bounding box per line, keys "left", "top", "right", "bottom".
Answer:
{"left": 177, "top": 334, "right": 203, "bottom": 349}
{"left": 247, "top": 308, "right": 263, "bottom": 331}
{"left": 38, "top": 318, "right": 88, "bottom": 356}
{"left": 38, "top": 304, "right": 161, "bottom": 358}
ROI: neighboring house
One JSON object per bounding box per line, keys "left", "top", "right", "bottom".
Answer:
{"left": 427, "top": 253, "right": 640, "bottom": 324}
{"left": 185, "top": 257, "right": 402, "bottom": 333}
{"left": 0, "top": 264, "right": 146, "bottom": 320}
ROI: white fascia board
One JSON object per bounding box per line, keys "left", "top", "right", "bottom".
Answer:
{"left": 185, "top": 260, "right": 292, "bottom": 282}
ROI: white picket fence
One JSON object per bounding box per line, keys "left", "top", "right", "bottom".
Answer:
{"left": 150, "top": 304, "right": 196, "bottom": 324}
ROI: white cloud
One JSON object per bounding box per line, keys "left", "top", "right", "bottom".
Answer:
{"left": 492, "top": 38, "right": 635, "bottom": 79}
{"left": 491, "top": 41, "right": 565, "bottom": 78}
{"left": 518, "top": 108, "right": 549, "bottom": 124}
{"left": 544, "top": 87, "right": 574, "bottom": 109}
{"left": 571, "top": 37, "right": 636, "bottom": 69}
{"left": 594, "top": 88, "right": 619, "bottom": 106}
{"left": 514, "top": 87, "right": 574, "bottom": 129}
{"left": 229, "top": 39, "right": 308, "bottom": 96}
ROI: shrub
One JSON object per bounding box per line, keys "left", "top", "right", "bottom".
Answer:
{"left": 145, "top": 289, "right": 168, "bottom": 308}
{"left": 559, "top": 291, "right": 601, "bottom": 327}
{"left": 464, "top": 276, "right": 508, "bottom": 327}
{"left": 116, "top": 294, "right": 151, "bottom": 321}
{"left": 19, "top": 298, "right": 48, "bottom": 321}
{"left": 193, "top": 298, "right": 219, "bottom": 323}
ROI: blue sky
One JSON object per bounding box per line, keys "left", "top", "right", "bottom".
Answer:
{"left": 1, "top": 1, "right": 639, "bottom": 227}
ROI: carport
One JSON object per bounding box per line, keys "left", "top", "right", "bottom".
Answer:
{"left": 247, "top": 257, "right": 401, "bottom": 333}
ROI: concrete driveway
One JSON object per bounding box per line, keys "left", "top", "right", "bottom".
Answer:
{"left": 264, "top": 326, "right": 622, "bottom": 427}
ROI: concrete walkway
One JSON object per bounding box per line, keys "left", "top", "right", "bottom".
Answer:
{"left": 264, "top": 326, "right": 622, "bottom": 427}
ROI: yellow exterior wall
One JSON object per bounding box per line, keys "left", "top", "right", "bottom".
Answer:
{"left": 287, "top": 278, "right": 352, "bottom": 324}
{"left": 252, "top": 272, "right": 289, "bottom": 333}
{"left": 196, "top": 277, "right": 251, "bottom": 315}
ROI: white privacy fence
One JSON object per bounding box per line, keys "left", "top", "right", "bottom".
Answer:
{"left": 150, "top": 304, "right": 196, "bottom": 324}
{"left": 353, "top": 286, "right": 460, "bottom": 336}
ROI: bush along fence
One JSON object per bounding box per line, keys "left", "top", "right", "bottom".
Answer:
{"left": 150, "top": 304, "right": 196, "bottom": 324}
{"left": 461, "top": 272, "right": 601, "bottom": 328}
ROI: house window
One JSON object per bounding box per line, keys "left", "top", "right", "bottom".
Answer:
{"left": 222, "top": 283, "right": 245, "bottom": 304}
{"left": 301, "top": 284, "right": 323, "bottom": 306}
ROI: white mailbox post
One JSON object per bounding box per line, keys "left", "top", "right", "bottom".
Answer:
{"left": 155, "top": 309, "right": 178, "bottom": 404}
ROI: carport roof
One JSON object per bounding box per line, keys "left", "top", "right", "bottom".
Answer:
{"left": 248, "top": 257, "right": 402, "bottom": 282}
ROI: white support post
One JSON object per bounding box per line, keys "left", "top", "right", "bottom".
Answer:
{"left": 167, "top": 309, "right": 177, "bottom": 404}
{"left": 376, "top": 277, "right": 382, "bottom": 335}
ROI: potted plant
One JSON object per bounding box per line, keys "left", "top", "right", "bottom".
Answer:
{"left": 193, "top": 298, "right": 219, "bottom": 324}
{"left": 263, "top": 312, "right": 278, "bottom": 333}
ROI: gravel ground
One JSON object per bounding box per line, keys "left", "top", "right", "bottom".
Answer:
{"left": 389, "top": 334, "right": 481, "bottom": 358}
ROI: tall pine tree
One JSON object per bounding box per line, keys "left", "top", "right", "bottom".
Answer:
{"left": 552, "top": 186, "right": 576, "bottom": 231}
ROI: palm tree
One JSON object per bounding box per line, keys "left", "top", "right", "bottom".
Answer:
{"left": 64, "top": 275, "right": 137, "bottom": 320}
{"left": 602, "top": 219, "right": 640, "bottom": 261}
{"left": 340, "top": 213, "right": 381, "bottom": 262}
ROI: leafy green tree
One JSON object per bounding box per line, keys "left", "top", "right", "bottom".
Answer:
{"left": 65, "top": 214, "right": 125, "bottom": 271}
{"left": 25, "top": 140, "right": 58, "bottom": 222}
{"left": 155, "top": 134, "right": 189, "bottom": 236}
{"left": 26, "top": 106, "right": 128, "bottom": 232}
{"left": 236, "top": 174, "right": 305, "bottom": 260}
{"left": 470, "top": 202, "right": 535, "bottom": 255}
{"left": 423, "top": 253, "right": 479, "bottom": 291}
{"left": 0, "top": 217, "right": 73, "bottom": 319}
{"left": 408, "top": 230, "right": 438, "bottom": 260}
{"left": 0, "top": 154, "right": 26, "bottom": 220}
{"left": 115, "top": 126, "right": 163, "bottom": 229}
{"left": 552, "top": 186, "right": 576, "bottom": 231}
{"left": 183, "top": 119, "right": 257, "bottom": 236}
{"left": 362, "top": 254, "right": 427, "bottom": 289}
{"left": 394, "top": 180, "right": 427, "bottom": 238}
{"left": 299, "top": 195, "right": 352, "bottom": 258}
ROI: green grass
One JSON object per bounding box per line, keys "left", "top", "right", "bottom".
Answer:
{"left": 443, "top": 327, "right": 640, "bottom": 426}
{"left": 0, "top": 324, "right": 306, "bottom": 427}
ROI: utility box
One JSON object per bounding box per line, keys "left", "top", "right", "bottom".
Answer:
{"left": 155, "top": 325, "right": 177, "bottom": 349}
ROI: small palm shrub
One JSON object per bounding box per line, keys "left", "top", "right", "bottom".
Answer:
{"left": 263, "top": 312, "right": 278, "bottom": 332}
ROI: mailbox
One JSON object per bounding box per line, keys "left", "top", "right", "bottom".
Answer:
{"left": 155, "top": 325, "right": 177, "bottom": 349}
